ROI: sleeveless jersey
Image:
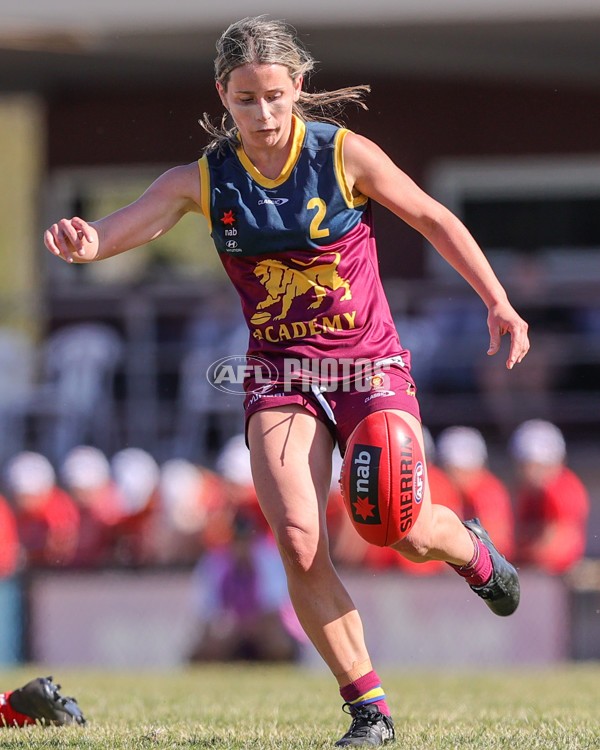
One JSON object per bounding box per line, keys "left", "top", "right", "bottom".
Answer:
{"left": 198, "top": 116, "right": 408, "bottom": 380}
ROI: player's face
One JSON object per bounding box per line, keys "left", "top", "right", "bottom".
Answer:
{"left": 217, "top": 63, "right": 302, "bottom": 152}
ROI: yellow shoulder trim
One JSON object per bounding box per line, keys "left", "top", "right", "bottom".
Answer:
{"left": 197, "top": 155, "right": 212, "bottom": 233}
{"left": 334, "top": 129, "right": 368, "bottom": 209}
{"left": 236, "top": 115, "right": 306, "bottom": 188}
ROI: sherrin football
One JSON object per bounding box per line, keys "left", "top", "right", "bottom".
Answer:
{"left": 340, "top": 411, "right": 425, "bottom": 547}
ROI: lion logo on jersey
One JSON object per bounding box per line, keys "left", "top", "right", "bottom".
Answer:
{"left": 252, "top": 252, "right": 352, "bottom": 322}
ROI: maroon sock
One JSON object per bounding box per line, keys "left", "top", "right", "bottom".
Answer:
{"left": 448, "top": 530, "right": 493, "bottom": 587}
{"left": 339, "top": 670, "right": 390, "bottom": 716}
{"left": 0, "top": 692, "right": 35, "bottom": 727}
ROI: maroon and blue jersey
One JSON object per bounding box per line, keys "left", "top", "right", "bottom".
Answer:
{"left": 198, "top": 116, "right": 409, "bottom": 379}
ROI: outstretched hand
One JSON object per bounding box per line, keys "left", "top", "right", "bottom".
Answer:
{"left": 486, "top": 301, "right": 530, "bottom": 370}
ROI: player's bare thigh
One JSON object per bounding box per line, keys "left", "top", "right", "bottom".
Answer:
{"left": 247, "top": 404, "right": 335, "bottom": 537}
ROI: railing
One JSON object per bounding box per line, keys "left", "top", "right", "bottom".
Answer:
{"left": 37, "top": 276, "right": 600, "bottom": 461}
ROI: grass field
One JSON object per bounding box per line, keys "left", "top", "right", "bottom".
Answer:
{"left": 0, "top": 663, "right": 598, "bottom": 749}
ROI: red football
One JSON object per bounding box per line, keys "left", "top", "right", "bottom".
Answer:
{"left": 340, "top": 411, "right": 425, "bottom": 546}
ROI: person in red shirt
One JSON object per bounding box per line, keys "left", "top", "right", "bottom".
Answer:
{"left": 509, "top": 419, "right": 589, "bottom": 575}
{"left": 4, "top": 451, "right": 80, "bottom": 568}
{"left": 0, "top": 492, "right": 19, "bottom": 577}
{"left": 60, "top": 445, "right": 125, "bottom": 567}
{"left": 154, "top": 457, "right": 227, "bottom": 564}
{"left": 214, "top": 434, "right": 272, "bottom": 539}
{"left": 110, "top": 447, "right": 160, "bottom": 565}
{"left": 436, "top": 426, "right": 515, "bottom": 560}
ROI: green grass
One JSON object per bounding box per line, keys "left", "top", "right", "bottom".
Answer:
{"left": 0, "top": 663, "right": 599, "bottom": 749}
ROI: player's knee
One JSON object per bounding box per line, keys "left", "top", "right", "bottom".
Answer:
{"left": 273, "top": 521, "right": 325, "bottom": 576}
{"left": 340, "top": 410, "right": 426, "bottom": 548}
{"left": 392, "top": 524, "right": 434, "bottom": 560}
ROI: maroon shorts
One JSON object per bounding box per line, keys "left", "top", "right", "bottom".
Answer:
{"left": 243, "top": 362, "right": 421, "bottom": 453}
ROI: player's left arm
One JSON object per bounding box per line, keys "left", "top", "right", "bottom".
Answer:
{"left": 343, "top": 132, "right": 530, "bottom": 369}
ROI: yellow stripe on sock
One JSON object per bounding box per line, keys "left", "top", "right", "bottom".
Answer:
{"left": 349, "top": 687, "right": 385, "bottom": 705}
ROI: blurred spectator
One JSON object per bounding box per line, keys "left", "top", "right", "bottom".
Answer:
{"left": 5, "top": 451, "right": 79, "bottom": 567}
{"left": 422, "top": 426, "right": 464, "bottom": 518}
{"left": 188, "top": 508, "right": 302, "bottom": 663}
{"left": 436, "top": 426, "right": 515, "bottom": 559}
{"left": 215, "top": 434, "right": 269, "bottom": 537}
{"left": 154, "top": 457, "right": 226, "bottom": 564}
{"left": 60, "top": 445, "right": 125, "bottom": 567}
{"left": 0, "top": 490, "right": 19, "bottom": 577}
{"left": 509, "top": 419, "right": 589, "bottom": 575}
{"left": 110, "top": 448, "right": 160, "bottom": 565}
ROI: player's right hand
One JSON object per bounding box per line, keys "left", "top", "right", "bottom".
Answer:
{"left": 44, "top": 217, "right": 99, "bottom": 263}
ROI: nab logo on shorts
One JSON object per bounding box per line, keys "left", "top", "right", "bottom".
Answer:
{"left": 349, "top": 444, "right": 382, "bottom": 525}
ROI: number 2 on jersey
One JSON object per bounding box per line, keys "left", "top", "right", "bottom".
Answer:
{"left": 307, "top": 197, "right": 330, "bottom": 240}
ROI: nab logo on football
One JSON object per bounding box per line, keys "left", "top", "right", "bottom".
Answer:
{"left": 349, "top": 444, "right": 382, "bottom": 525}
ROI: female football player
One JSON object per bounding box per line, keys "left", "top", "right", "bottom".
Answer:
{"left": 44, "top": 16, "right": 529, "bottom": 746}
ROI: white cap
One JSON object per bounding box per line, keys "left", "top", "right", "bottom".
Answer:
{"left": 159, "top": 458, "right": 206, "bottom": 532}
{"left": 159, "top": 458, "right": 201, "bottom": 508}
{"left": 111, "top": 448, "right": 159, "bottom": 513}
{"left": 216, "top": 433, "right": 253, "bottom": 486}
{"left": 436, "top": 426, "right": 488, "bottom": 471}
{"left": 5, "top": 451, "right": 56, "bottom": 495}
{"left": 509, "top": 419, "right": 566, "bottom": 465}
{"left": 61, "top": 445, "right": 111, "bottom": 489}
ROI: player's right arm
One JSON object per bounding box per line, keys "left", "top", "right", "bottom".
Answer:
{"left": 44, "top": 162, "right": 202, "bottom": 263}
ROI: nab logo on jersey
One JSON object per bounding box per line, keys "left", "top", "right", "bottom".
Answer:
{"left": 348, "top": 444, "right": 382, "bottom": 525}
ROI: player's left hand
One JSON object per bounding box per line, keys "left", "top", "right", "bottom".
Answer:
{"left": 486, "top": 301, "right": 530, "bottom": 370}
